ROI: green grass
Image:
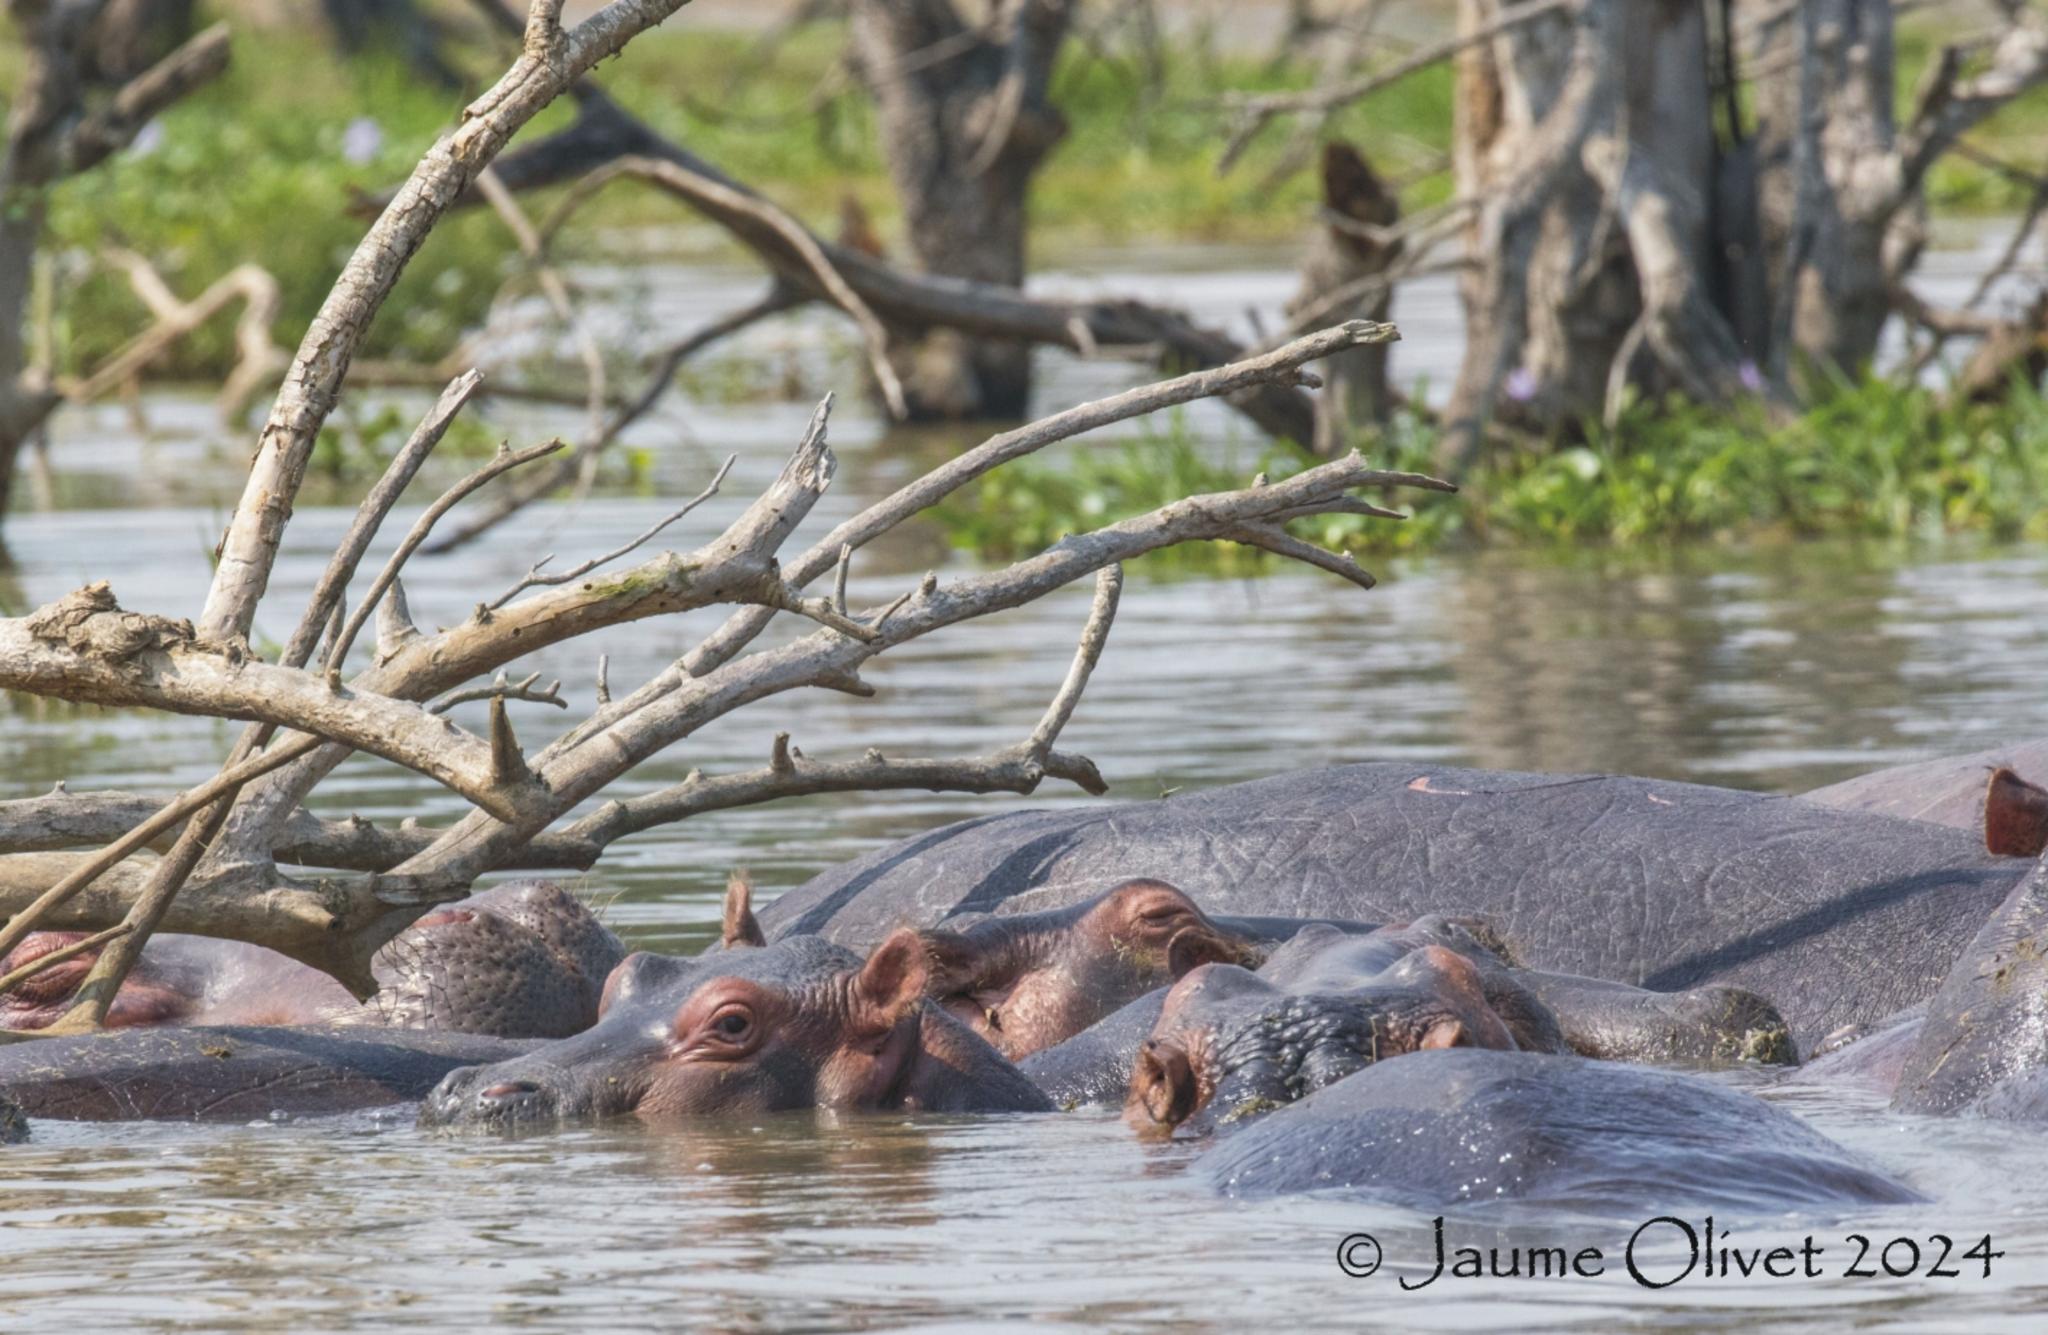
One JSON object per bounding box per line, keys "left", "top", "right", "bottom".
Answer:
{"left": 937, "top": 377, "right": 2048, "bottom": 567}
{"left": 10, "top": 11, "right": 2038, "bottom": 383}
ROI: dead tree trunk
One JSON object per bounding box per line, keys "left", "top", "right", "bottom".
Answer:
{"left": 1286, "top": 141, "right": 1401, "bottom": 452}
{"left": 846, "top": 0, "right": 1074, "bottom": 420}
{"left": 1747, "top": 0, "right": 2045, "bottom": 382}
{"left": 1, "top": 0, "right": 225, "bottom": 537}
{"left": 1438, "top": 0, "right": 1793, "bottom": 473}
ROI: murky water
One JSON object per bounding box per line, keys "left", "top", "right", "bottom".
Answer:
{"left": 5, "top": 240, "right": 2048, "bottom": 1329}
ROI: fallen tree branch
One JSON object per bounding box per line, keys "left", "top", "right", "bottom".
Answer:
{"left": 59, "top": 251, "right": 286, "bottom": 424}
{"left": 556, "top": 320, "right": 1396, "bottom": 755}
{"left": 196, "top": 0, "right": 708, "bottom": 645}
{"left": 371, "top": 84, "right": 1332, "bottom": 448}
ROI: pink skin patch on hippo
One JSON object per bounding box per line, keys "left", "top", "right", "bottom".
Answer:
{"left": 1407, "top": 776, "right": 1474, "bottom": 796}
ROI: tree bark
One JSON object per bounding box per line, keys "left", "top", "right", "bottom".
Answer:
{"left": 846, "top": 0, "right": 1074, "bottom": 419}
{"left": 1, "top": 1, "right": 224, "bottom": 540}
{"left": 1438, "top": 0, "right": 1773, "bottom": 473}
{"left": 1287, "top": 141, "right": 1400, "bottom": 452}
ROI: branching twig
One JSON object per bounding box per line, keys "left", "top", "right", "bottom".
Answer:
{"left": 487, "top": 453, "right": 737, "bottom": 609}
{"left": 322, "top": 439, "right": 565, "bottom": 679}
{"left": 1218, "top": 0, "right": 1576, "bottom": 172}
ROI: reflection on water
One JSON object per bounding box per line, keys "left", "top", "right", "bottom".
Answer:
{"left": 6, "top": 249, "right": 2048, "bottom": 1329}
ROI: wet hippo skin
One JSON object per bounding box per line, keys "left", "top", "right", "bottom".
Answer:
{"left": 762, "top": 764, "right": 2025, "bottom": 1052}
{"left": 1802, "top": 740, "right": 2048, "bottom": 834}
{"left": 1195, "top": 1049, "right": 1922, "bottom": 1212}
{"left": 0, "top": 1027, "right": 540, "bottom": 1122}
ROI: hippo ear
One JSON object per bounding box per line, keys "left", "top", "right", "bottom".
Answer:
{"left": 1419, "top": 1019, "right": 1468, "bottom": 1051}
{"left": 1127, "top": 1040, "right": 1198, "bottom": 1132}
{"left": 1166, "top": 927, "right": 1243, "bottom": 980}
{"left": 1984, "top": 768, "right": 2048, "bottom": 858}
{"left": 914, "top": 929, "right": 980, "bottom": 993}
{"left": 722, "top": 870, "right": 767, "bottom": 949}
{"left": 852, "top": 928, "right": 930, "bottom": 1031}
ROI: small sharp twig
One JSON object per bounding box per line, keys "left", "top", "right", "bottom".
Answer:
{"left": 323, "top": 438, "right": 565, "bottom": 679}
{"left": 488, "top": 454, "right": 737, "bottom": 610}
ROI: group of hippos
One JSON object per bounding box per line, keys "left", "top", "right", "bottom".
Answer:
{"left": 8, "top": 740, "right": 2048, "bottom": 1214}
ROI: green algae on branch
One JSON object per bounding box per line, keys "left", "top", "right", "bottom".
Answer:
{"left": 937, "top": 378, "right": 2048, "bottom": 565}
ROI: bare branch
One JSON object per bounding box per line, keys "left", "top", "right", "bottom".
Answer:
{"left": 63, "top": 22, "right": 234, "bottom": 175}
{"left": 1027, "top": 563, "right": 1120, "bottom": 759}
{"left": 553, "top": 155, "right": 910, "bottom": 417}
{"left": 429, "top": 671, "right": 567, "bottom": 713}
{"left": 0, "top": 924, "right": 132, "bottom": 999}
{"left": 61, "top": 252, "right": 286, "bottom": 423}
{"left": 488, "top": 453, "right": 737, "bottom": 609}
{"left": 0, "top": 732, "right": 326, "bottom": 964}
{"left": 323, "top": 438, "right": 565, "bottom": 679}
{"left": 1218, "top": 0, "right": 1575, "bottom": 172}
{"left": 197, "top": 0, "right": 709, "bottom": 645}
{"left": 475, "top": 165, "right": 608, "bottom": 438}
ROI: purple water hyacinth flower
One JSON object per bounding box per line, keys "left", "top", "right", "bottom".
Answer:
{"left": 341, "top": 117, "right": 384, "bottom": 166}
{"left": 129, "top": 119, "right": 166, "bottom": 158}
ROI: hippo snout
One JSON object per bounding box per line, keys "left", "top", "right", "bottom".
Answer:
{"left": 419, "top": 1064, "right": 563, "bottom": 1129}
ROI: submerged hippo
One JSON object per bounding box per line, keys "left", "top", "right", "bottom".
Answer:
{"left": 1257, "top": 917, "right": 1793, "bottom": 1068}
{"left": 914, "top": 878, "right": 1262, "bottom": 1061}
{"left": 0, "top": 1026, "right": 539, "bottom": 1122}
{"left": 1195, "top": 1049, "right": 1921, "bottom": 1212}
{"left": 1029, "top": 915, "right": 1795, "bottom": 1112}
{"left": 762, "top": 763, "right": 2027, "bottom": 1052}
{"left": 1126, "top": 944, "right": 1526, "bottom": 1138}
{"left": 420, "top": 930, "right": 1051, "bottom": 1129}
{"left": 0, "top": 881, "right": 623, "bottom": 1039}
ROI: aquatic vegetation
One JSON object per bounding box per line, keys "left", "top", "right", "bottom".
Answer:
{"left": 938, "top": 377, "right": 2048, "bottom": 565}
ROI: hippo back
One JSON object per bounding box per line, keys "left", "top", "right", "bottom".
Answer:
{"left": 1802, "top": 739, "right": 2048, "bottom": 829}
{"left": 760, "top": 763, "right": 2024, "bottom": 1049}
{"left": 1194, "top": 1049, "right": 1919, "bottom": 1211}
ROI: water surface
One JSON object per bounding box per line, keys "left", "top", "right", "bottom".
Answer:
{"left": 5, "top": 242, "right": 2048, "bottom": 1329}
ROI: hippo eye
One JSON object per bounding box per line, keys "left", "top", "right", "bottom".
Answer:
{"left": 705, "top": 1004, "right": 753, "bottom": 1044}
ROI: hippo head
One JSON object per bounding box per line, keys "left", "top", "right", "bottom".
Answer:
{"left": 368, "top": 881, "right": 625, "bottom": 1038}
{"left": 0, "top": 932, "right": 195, "bottom": 1030}
{"left": 420, "top": 928, "right": 1049, "bottom": 1129}
{"left": 1123, "top": 945, "right": 1521, "bottom": 1139}
{"left": 914, "top": 878, "right": 1256, "bottom": 1061}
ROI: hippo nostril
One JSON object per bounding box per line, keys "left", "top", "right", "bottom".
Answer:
{"left": 479, "top": 1080, "right": 539, "bottom": 1100}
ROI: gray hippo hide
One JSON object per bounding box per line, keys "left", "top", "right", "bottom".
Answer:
{"left": 1804, "top": 740, "right": 2048, "bottom": 844}
{"left": 1194, "top": 1049, "right": 1922, "bottom": 1213}
{"left": 759, "top": 763, "right": 2028, "bottom": 1053}
{"left": 0, "top": 1027, "right": 540, "bottom": 1122}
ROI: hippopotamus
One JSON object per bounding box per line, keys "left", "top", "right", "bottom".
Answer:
{"left": 761, "top": 763, "right": 2028, "bottom": 1052}
{"left": 1194, "top": 1049, "right": 1922, "bottom": 1212}
{"left": 0, "top": 1026, "right": 539, "bottom": 1122}
{"left": 0, "top": 881, "right": 623, "bottom": 1039}
{"left": 914, "top": 879, "right": 1279, "bottom": 1061}
{"left": 1125, "top": 944, "right": 1528, "bottom": 1138}
{"left": 420, "top": 929, "right": 1051, "bottom": 1129}
{"left": 1891, "top": 852, "right": 2048, "bottom": 1119}
{"left": 1254, "top": 917, "right": 1793, "bottom": 1067}
{"left": 1802, "top": 739, "right": 2048, "bottom": 839}
{"left": 1027, "top": 914, "right": 1795, "bottom": 1113}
